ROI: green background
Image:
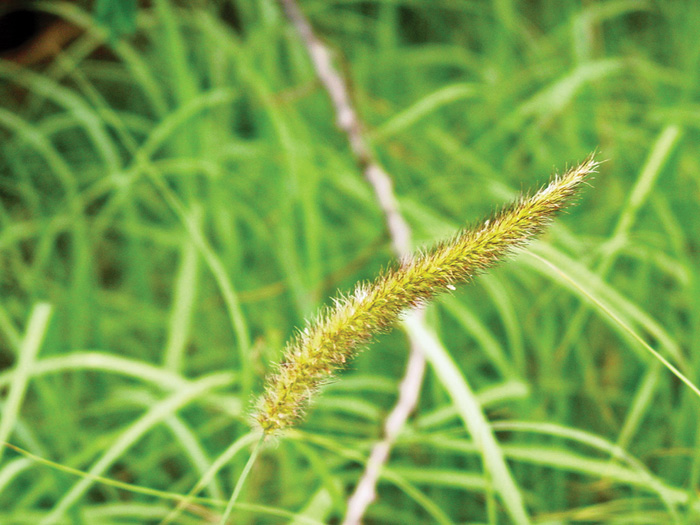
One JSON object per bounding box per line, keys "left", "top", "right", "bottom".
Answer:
{"left": 1, "top": 0, "right": 699, "bottom": 523}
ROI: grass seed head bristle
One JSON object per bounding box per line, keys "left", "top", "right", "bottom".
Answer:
{"left": 254, "top": 155, "right": 598, "bottom": 434}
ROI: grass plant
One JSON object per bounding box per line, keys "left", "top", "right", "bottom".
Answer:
{"left": 1, "top": 1, "right": 700, "bottom": 524}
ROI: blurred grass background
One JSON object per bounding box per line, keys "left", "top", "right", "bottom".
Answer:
{"left": 1, "top": 0, "right": 699, "bottom": 523}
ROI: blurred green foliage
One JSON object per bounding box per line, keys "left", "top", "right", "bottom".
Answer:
{"left": 0, "top": 0, "right": 699, "bottom": 523}
{"left": 94, "top": 0, "right": 138, "bottom": 41}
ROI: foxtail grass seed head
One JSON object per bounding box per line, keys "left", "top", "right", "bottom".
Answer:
{"left": 254, "top": 156, "right": 598, "bottom": 434}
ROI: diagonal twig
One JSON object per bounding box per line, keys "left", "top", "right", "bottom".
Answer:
{"left": 276, "top": 1, "right": 426, "bottom": 523}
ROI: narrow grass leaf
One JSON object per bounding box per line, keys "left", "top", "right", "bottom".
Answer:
{"left": 0, "top": 303, "right": 52, "bottom": 463}
{"left": 404, "top": 313, "right": 530, "bottom": 525}
{"left": 524, "top": 251, "right": 700, "bottom": 399}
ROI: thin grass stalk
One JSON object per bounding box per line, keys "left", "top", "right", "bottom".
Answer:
{"left": 218, "top": 434, "right": 265, "bottom": 524}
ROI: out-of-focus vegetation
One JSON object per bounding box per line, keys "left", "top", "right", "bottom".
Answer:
{"left": 0, "top": 1, "right": 699, "bottom": 523}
